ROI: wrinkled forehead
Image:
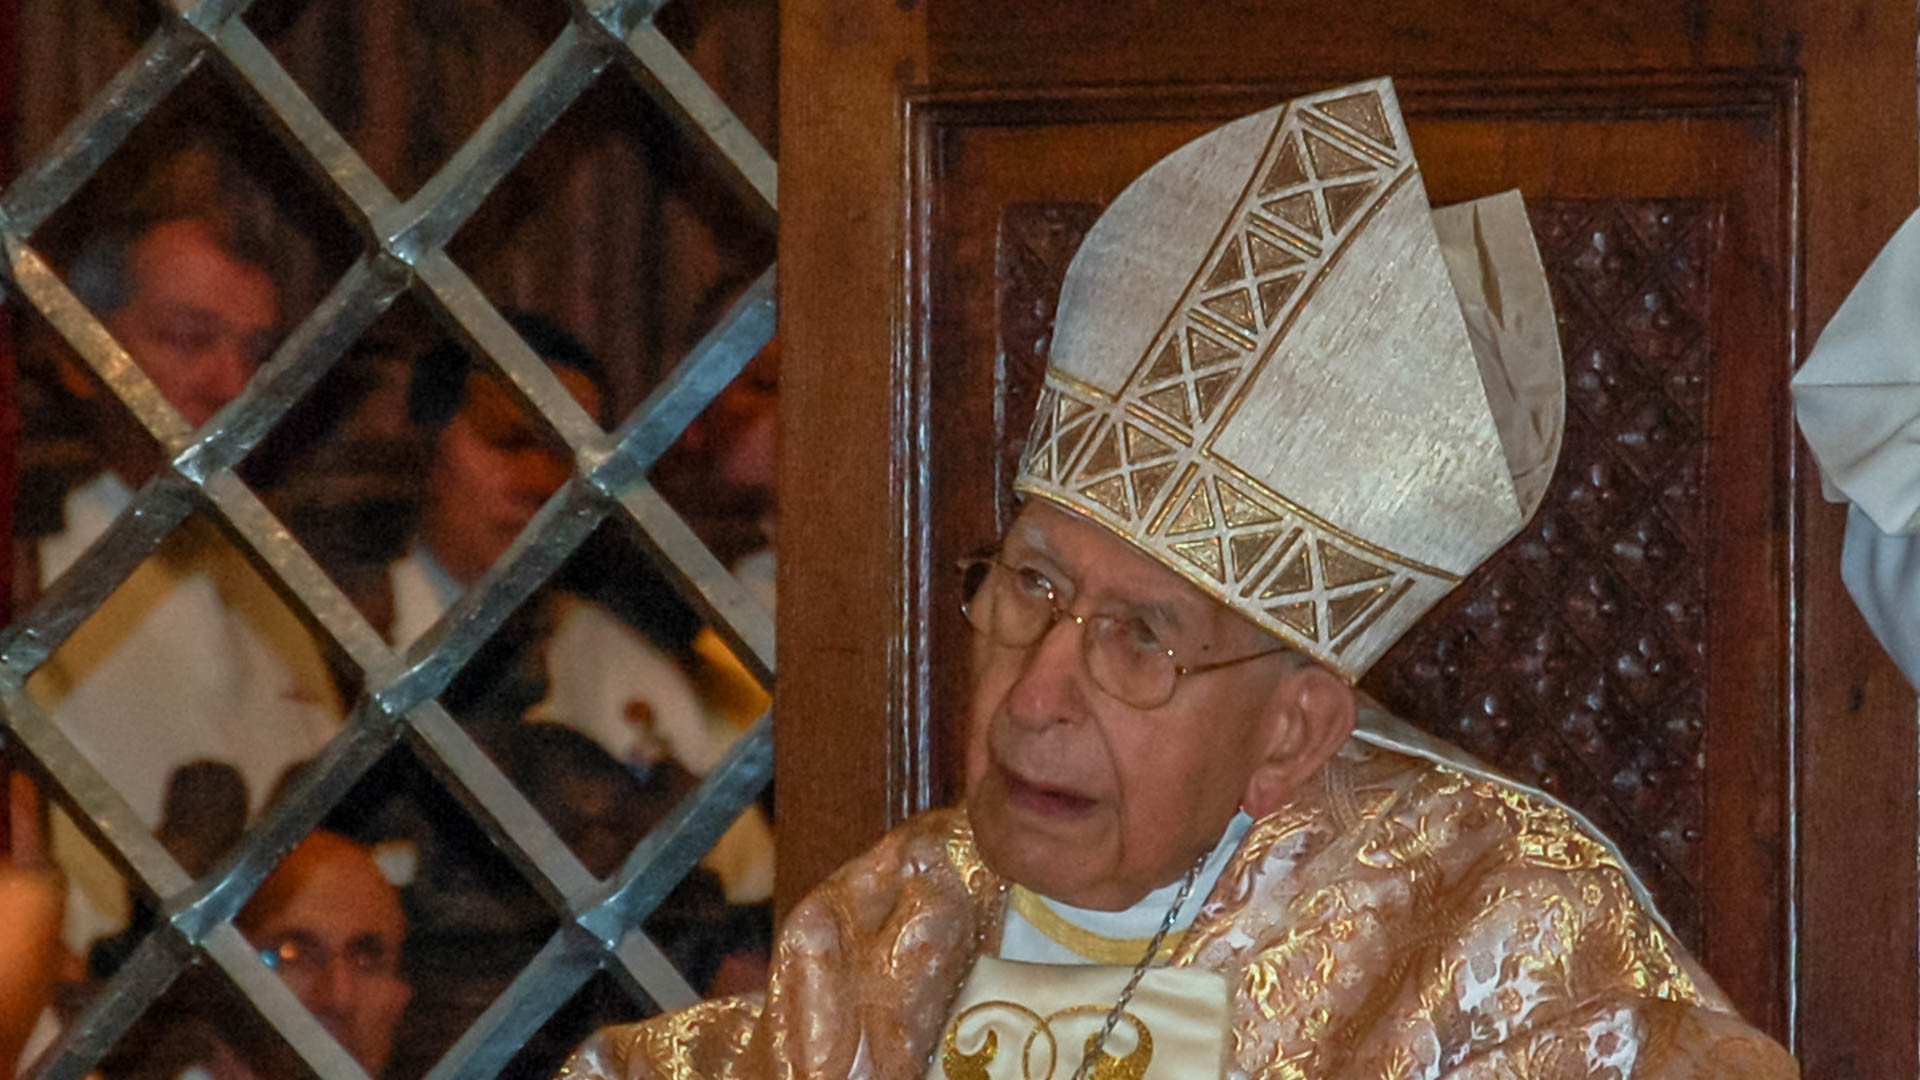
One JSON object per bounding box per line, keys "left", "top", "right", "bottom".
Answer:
{"left": 1004, "top": 501, "right": 1230, "bottom": 626}
{"left": 1006, "top": 498, "right": 1298, "bottom": 655}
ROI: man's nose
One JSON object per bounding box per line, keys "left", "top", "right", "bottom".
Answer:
{"left": 292, "top": 958, "right": 354, "bottom": 1022}
{"left": 1002, "top": 616, "right": 1090, "bottom": 729}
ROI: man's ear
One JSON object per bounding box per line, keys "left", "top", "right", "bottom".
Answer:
{"left": 1240, "top": 662, "right": 1356, "bottom": 819}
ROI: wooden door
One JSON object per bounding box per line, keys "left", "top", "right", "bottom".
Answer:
{"left": 780, "top": 4, "right": 1918, "bottom": 1077}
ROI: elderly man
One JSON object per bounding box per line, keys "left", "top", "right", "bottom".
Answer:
{"left": 566, "top": 80, "right": 1794, "bottom": 1079}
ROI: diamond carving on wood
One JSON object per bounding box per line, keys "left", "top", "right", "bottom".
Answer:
{"left": 993, "top": 197, "right": 1722, "bottom": 950}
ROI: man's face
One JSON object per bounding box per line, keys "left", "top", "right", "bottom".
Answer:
{"left": 243, "top": 834, "right": 409, "bottom": 1075}
{"left": 105, "top": 218, "right": 279, "bottom": 428}
{"left": 418, "top": 367, "right": 601, "bottom": 583}
{"left": 965, "top": 501, "right": 1289, "bottom": 911}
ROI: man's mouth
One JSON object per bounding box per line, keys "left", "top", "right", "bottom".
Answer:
{"left": 996, "top": 763, "right": 1097, "bottom": 818}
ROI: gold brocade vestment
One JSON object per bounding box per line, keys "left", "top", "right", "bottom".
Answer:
{"left": 561, "top": 725, "right": 1797, "bottom": 1080}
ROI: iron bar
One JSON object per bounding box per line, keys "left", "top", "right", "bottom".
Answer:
{"left": 0, "top": 29, "right": 204, "bottom": 236}
{"left": 3, "top": 3, "right": 783, "bottom": 1073}
{"left": 385, "top": 23, "right": 613, "bottom": 260}
{"left": 205, "top": 922, "right": 376, "bottom": 1080}
{"left": 617, "top": 25, "right": 777, "bottom": 227}
{"left": 595, "top": 264, "right": 777, "bottom": 488}
{"left": 25, "top": 930, "right": 189, "bottom": 1080}
{"left": 419, "top": 933, "right": 602, "bottom": 1080}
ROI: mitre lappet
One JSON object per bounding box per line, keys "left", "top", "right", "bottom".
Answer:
{"left": 1016, "top": 77, "right": 1563, "bottom": 679}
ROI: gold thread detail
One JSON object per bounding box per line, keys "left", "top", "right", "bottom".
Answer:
{"left": 1166, "top": 483, "right": 1216, "bottom": 536}
{"left": 1322, "top": 178, "right": 1380, "bottom": 233}
{"left": 1199, "top": 289, "right": 1257, "bottom": 333}
{"left": 1259, "top": 129, "right": 1309, "bottom": 194}
{"left": 1120, "top": 403, "right": 1194, "bottom": 447}
{"left": 1203, "top": 453, "right": 1461, "bottom": 582}
{"left": 1080, "top": 423, "right": 1124, "bottom": 478}
{"left": 1139, "top": 385, "right": 1192, "bottom": 426}
{"left": 1267, "top": 599, "right": 1318, "bottom": 639}
{"left": 1256, "top": 274, "right": 1303, "bottom": 324}
{"left": 1245, "top": 215, "right": 1319, "bottom": 259}
{"left": 1258, "top": 541, "right": 1314, "bottom": 598}
{"left": 1315, "top": 90, "right": 1396, "bottom": 149}
{"left": 1191, "top": 370, "right": 1239, "bottom": 423}
{"left": 1324, "top": 581, "right": 1392, "bottom": 638}
{"left": 1303, "top": 129, "right": 1377, "bottom": 178}
{"left": 1186, "top": 310, "right": 1257, "bottom": 352}
{"left": 1142, "top": 340, "right": 1184, "bottom": 385}
{"left": 1330, "top": 576, "right": 1415, "bottom": 652}
{"left": 1145, "top": 464, "right": 1198, "bottom": 534}
{"left": 1228, "top": 528, "right": 1284, "bottom": 580}
{"left": 1170, "top": 537, "right": 1225, "bottom": 582}
{"left": 1046, "top": 368, "right": 1118, "bottom": 404}
{"left": 1299, "top": 110, "right": 1400, "bottom": 167}
{"left": 1129, "top": 462, "right": 1178, "bottom": 511}
{"left": 1217, "top": 479, "right": 1281, "bottom": 528}
{"left": 1079, "top": 475, "right": 1132, "bottom": 518}
{"left": 1122, "top": 422, "right": 1176, "bottom": 464}
{"left": 1317, "top": 541, "right": 1394, "bottom": 589}
{"left": 1260, "top": 192, "right": 1322, "bottom": 240}
{"left": 1007, "top": 887, "right": 1185, "bottom": 965}
{"left": 1202, "top": 241, "right": 1245, "bottom": 290}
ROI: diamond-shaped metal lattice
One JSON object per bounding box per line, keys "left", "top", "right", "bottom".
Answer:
{"left": 0, "top": 2, "right": 776, "bottom": 1077}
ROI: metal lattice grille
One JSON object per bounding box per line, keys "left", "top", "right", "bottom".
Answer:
{"left": 0, "top": 2, "right": 776, "bottom": 1077}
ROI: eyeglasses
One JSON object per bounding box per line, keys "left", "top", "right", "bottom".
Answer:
{"left": 959, "top": 554, "right": 1290, "bottom": 709}
{"left": 258, "top": 931, "right": 399, "bottom": 978}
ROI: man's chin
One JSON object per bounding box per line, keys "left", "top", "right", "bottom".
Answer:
{"left": 968, "top": 791, "right": 1104, "bottom": 902}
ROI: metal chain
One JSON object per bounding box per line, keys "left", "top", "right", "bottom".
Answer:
{"left": 1068, "top": 847, "right": 1211, "bottom": 1080}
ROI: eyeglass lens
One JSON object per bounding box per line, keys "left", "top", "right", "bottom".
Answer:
{"left": 260, "top": 931, "right": 397, "bottom": 977}
{"left": 963, "top": 562, "right": 1177, "bottom": 708}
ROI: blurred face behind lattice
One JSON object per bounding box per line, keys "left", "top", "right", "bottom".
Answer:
{"left": 241, "top": 832, "right": 409, "bottom": 1076}
{"left": 419, "top": 368, "right": 602, "bottom": 584}
{"left": 107, "top": 217, "right": 279, "bottom": 429}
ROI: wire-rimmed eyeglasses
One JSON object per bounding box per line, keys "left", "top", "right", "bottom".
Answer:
{"left": 959, "top": 554, "right": 1290, "bottom": 709}
{"left": 258, "top": 930, "right": 399, "bottom": 979}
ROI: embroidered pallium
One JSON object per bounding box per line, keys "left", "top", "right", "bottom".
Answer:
{"left": 943, "top": 1002, "right": 1154, "bottom": 1080}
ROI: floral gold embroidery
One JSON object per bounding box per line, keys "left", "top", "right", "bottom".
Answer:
{"left": 939, "top": 1002, "right": 1155, "bottom": 1080}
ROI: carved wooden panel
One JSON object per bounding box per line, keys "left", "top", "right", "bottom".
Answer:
{"left": 993, "top": 195, "right": 1720, "bottom": 946}
{"left": 1366, "top": 199, "right": 1720, "bottom": 948}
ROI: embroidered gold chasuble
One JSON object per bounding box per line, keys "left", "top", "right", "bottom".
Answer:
{"left": 563, "top": 718, "right": 1796, "bottom": 1080}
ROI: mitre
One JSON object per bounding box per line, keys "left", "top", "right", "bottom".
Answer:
{"left": 1791, "top": 207, "right": 1920, "bottom": 534}
{"left": 1015, "top": 78, "right": 1564, "bottom": 679}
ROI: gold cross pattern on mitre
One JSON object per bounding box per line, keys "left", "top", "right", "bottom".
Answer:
{"left": 1015, "top": 78, "right": 1564, "bottom": 679}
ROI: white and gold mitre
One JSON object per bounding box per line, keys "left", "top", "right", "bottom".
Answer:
{"left": 1014, "top": 78, "right": 1564, "bottom": 679}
